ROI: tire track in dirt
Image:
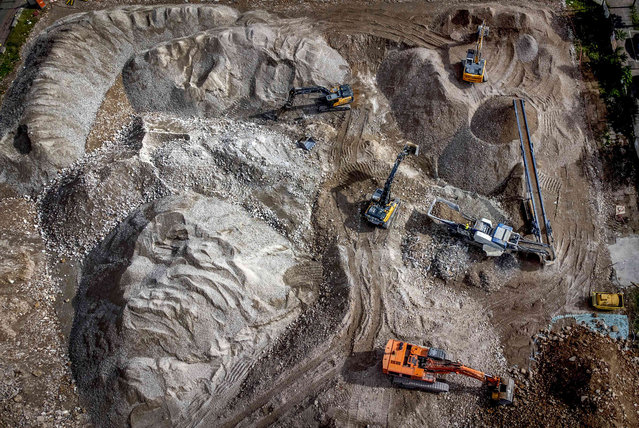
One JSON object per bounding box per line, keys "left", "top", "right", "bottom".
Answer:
{"left": 317, "top": 7, "right": 453, "bottom": 50}
{"left": 211, "top": 93, "right": 389, "bottom": 427}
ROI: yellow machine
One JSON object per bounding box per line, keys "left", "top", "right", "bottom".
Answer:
{"left": 591, "top": 292, "right": 625, "bottom": 310}
{"left": 364, "top": 143, "right": 419, "bottom": 229}
{"left": 268, "top": 85, "right": 354, "bottom": 120}
{"left": 462, "top": 21, "right": 489, "bottom": 83}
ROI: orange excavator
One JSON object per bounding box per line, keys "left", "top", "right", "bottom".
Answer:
{"left": 382, "top": 339, "right": 514, "bottom": 405}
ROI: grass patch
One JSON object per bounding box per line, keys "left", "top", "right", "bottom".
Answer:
{"left": 632, "top": 6, "right": 639, "bottom": 30}
{"left": 569, "top": 0, "right": 637, "bottom": 139}
{"left": 627, "top": 286, "right": 639, "bottom": 339}
{"left": 0, "top": 9, "right": 40, "bottom": 81}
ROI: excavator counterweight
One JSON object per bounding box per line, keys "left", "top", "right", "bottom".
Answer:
{"left": 382, "top": 339, "right": 514, "bottom": 405}
{"left": 364, "top": 143, "right": 419, "bottom": 229}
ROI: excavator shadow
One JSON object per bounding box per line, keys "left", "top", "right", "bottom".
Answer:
{"left": 253, "top": 103, "right": 344, "bottom": 121}
{"left": 341, "top": 350, "right": 392, "bottom": 388}
{"left": 330, "top": 168, "right": 380, "bottom": 233}
{"left": 403, "top": 208, "right": 433, "bottom": 233}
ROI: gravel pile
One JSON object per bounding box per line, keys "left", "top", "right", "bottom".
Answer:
{"left": 377, "top": 47, "right": 468, "bottom": 154}
{"left": 402, "top": 230, "right": 471, "bottom": 281}
{"left": 70, "top": 193, "right": 311, "bottom": 427}
{"left": 0, "top": 5, "right": 347, "bottom": 195}
{"left": 123, "top": 23, "right": 348, "bottom": 118}
{"left": 470, "top": 96, "right": 539, "bottom": 145}
{"left": 516, "top": 34, "right": 539, "bottom": 63}
{"left": 0, "top": 5, "right": 241, "bottom": 194}
{"left": 475, "top": 326, "right": 639, "bottom": 427}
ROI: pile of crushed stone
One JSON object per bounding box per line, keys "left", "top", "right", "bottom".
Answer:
{"left": 123, "top": 23, "right": 348, "bottom": 118}
{"left": 377, "top": 47, "right": 468, "bottom": 152}
{"left": 38, "top": 115, "right": 321, "bottom": 257}
{"left": 0, "top": 5, "right": 348, "bottom": 195}
{"left": 470, "top": 96, "right": 539, "bottom": 145}
{"left": 402, "top": 229, "right": 471, "bottom": 281}
{"left": 70, "top": 193, "right": 316, "bottom": 427}
{"left": 516, "top": 34, "right": 539, "bottom": 63}
{"left": 474, "top": 326, "right": 639, "bottom": 427}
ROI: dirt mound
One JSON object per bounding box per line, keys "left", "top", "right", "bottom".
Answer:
{"left": 475, "top": 326, "right": 639, "bottom": 427}
{"left": 70, "top": 193, "right": 314, "bottom": 427}
{"left": 377, "top": 48, "right": 468, "bottom": 155}
{"left": 122, "top": 24, "right": 348, "bottom": 117}
{"left": 470, "top": 96, "right": 538, "bottom": 145}
{"left": 0, "top": 5, "right": 241, "bottom": 194}
{"left": 39, "top": 115, "right": 321, "bottom": 256}
{"left": 516, "top": 34, "right": 539, "bottom": 63}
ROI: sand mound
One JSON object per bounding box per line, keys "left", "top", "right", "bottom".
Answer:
{"left": 39, "top": 115, "right": 321, "bottom": 256}
{"left": 70, "top": 193, "right": 313, "bottom": 427}
{"left": 123, "top": 25, "right": 348, "bottom": 117}
{"left": 516, "top": 34, "right": 539, "bottom": 63}
{"left": 377, "top": 48, "right": 467, "bottom": 154}
{"left": 0, "top": 5, "right": 240, "bottom": 194}
{"left": 470, "top": 96, "right": 539, "bottom": 145}
{"left": 0, "top": 6, "right": 346, "bottom": 195}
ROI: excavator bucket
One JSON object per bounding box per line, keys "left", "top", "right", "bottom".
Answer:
{"left": 405, "top": 142, "right": 419, "bottom": 156}
{"left": 491, "top": 377, "right": 515, "bottom": 405}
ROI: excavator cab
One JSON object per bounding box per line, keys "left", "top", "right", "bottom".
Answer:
{"left": 325, "top": 85, "right": 354, "bottom": 108}
{"left": 364, "top": 143, "right": 419, "bottom": 229}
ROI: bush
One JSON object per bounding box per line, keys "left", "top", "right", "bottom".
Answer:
{"left": 615, "top": 29, "right": 629, "bottom": 41}
{"left": 632, "top": 6, "right": 639, "bottom": 29}
{"left": 570, "top": 0, "right": 637, "bottom": 139}
{"left": 0, "top": 9, "right": 40, "bottom": 81}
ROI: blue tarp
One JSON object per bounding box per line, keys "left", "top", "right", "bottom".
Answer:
{"left": 550, "top": 313, "right": 629, "bottom": 340}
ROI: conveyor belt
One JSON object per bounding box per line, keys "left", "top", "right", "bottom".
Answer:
{"left": 513, "top": 99, "right": 555, "bottom": 262}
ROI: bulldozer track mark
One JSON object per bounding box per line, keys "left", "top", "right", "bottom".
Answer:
{"left": 537, "top": 171, "right": 562, "bottom": 195}
{"left": 320, "top": 12, "right": 451, "bottom": 50}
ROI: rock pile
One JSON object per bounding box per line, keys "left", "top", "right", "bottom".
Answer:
{"left": 70, "top": 193, "right": 314, "bottom": 427}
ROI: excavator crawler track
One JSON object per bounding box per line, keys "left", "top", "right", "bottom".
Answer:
{"left": 392, "top": 376, "right": 449, "bottom": 393}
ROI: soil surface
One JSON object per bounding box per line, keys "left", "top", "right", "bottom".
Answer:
{"left": 0, "top": 0, "right": 637, "bottom": 427}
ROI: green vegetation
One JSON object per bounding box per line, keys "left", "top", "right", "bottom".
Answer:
{"left": 0, "top": 9, "right": 40, "bottom": 82}
{"left": 569, "top": 0, "right": 636, "bottom": 139}
{"left": 615, "top": 29, "right": 629, "bottom": 41}
{"left": 629, "top": 286, "right": 639, "bottom": 338}
{"left": 632, "top": 6, "right": 639, "bottom": 29}
{"left": 567, "top": 0, "right": 589, "bottom": 12}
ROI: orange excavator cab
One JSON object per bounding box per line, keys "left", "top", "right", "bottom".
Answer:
{"left": 382, "top": 339, "right": 514, "bottom": 405}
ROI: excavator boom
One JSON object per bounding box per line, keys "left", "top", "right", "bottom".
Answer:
{"left": 382, "top": 339, "right": 514, "bottom": 405}
{"left": 364, "top": 143, "right": 419, "bottom": 229}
